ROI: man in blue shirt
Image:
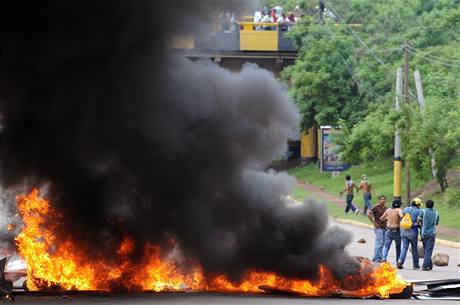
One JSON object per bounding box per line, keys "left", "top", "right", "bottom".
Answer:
{"left": 417, "top": 200, "right": 440, "bottom": 271}
{"left": 397, "top": 198, "right": 421, "bottom": 269}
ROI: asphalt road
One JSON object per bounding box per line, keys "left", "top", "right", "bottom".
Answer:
{"left": 0, "top": 292, "right": 448, "bottom": 305}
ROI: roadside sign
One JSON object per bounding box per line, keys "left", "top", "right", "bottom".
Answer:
{"left": 320, "top": 126, "right": 350, "bottom": 172}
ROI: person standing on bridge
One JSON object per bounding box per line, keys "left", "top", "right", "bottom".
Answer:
{"left": 358, "top": 174, "right": 373, "bottom": 215}
{"left": 367, "top": 195, "right": 388, "bottom": 263}
{"left": 261, "top": 12, "right": 274, "bottom": 30}
{"left": 253, "top": 9, "right": 262, "bottom": 30}
{"left": 339, "top": 175, "right": 359, "bottom": 215}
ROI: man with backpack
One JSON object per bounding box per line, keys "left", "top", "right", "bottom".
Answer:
{"left": 397, "top": 198, "right": 422, "bottom": 269}
{"left": 417, "top": 200, "right": 440, "bottom": 271}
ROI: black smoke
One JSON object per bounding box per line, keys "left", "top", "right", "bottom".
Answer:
{"left": 0, "top": 0, "right": 359, "bottom": 282}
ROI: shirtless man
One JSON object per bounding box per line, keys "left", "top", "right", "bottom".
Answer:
{"left": 380, "top": 199, "right": 403, "bottom": 263}
{"left": 339, "top": 175, "right": 359, "bottom": 215}
{"left": 359, "top": 174, "right": 373, "bottom": 215}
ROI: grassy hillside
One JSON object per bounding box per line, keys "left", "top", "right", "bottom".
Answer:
{"left": 288, "top": 159, "right": 460, "bottom": 231}
{"left": 288, "top": 159, "right": 427, "bottom": 205}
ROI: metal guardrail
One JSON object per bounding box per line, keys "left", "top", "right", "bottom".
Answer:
{"left": 191, "top": 21, "right": 296, "bottom": 52}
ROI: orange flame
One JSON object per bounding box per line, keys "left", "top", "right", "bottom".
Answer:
{"left": 15, "top": 189, "right": 407, "bottom": 298}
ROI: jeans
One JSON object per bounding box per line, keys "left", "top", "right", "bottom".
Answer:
{"left": 373, "top": 228, "right": 386, "bottom": 262}
{"left": 344, "top": 194, "right": 358, "bottom": 213}
{"left": 363, "top": 192, "right": 372, "bottom": 215}
{"left": 398, "top": 230, "right": 419, "bottom": 268}
{"left": 422, "top": 236, "right": 436, "bottom": 269}
{"left": 382, "top": 229, "right": 401, "bottom": 263}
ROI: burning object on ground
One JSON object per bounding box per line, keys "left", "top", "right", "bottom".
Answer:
{"left": 1, "top": 0, "right": 410, "bottom": 301}
{"left": 8, "top": 189, "right": 410, "bottom": 299}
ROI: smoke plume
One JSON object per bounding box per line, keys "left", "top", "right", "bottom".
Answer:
{"left": 0, "top": 0, "right": 359, "bottom": 282}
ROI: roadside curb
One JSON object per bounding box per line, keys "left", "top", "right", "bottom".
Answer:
{"left": 333, "top": 218, "right": 460, "bottom": 249}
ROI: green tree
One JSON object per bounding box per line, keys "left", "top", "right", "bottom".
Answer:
{"left": 284, "top": 0, "right": 460, "bottom": 187}
{"left": 404, "top": 97, "right": 460, "bottom": 191}
{"left": 282, "top": 21, "right": 365, "bottom": 130}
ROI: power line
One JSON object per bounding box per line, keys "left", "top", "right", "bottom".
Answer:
{"left": 327, "top": 4, "right": 460, "bottom": 70}
{"left": 406, "top": 46, "right": 460, "bottom": 68}
{"left": 406, "top": 45, "right": 460, "bottom": 65}
{"left": 322, "top": 22, "right": 387, "bottom": 100}
{"left": 323, "top": 1, "right": 390, "bottom": 70}
{"left": 324, "top": 1, "right": 419, "bottom": 101}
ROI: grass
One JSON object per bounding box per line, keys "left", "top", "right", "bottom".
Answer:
{"left": 288, "top": 158, "right": 426, "bottom": 207}
{"left": 287, "top": 158, "right": 460, "bottom": 232}
{"left": 424, "top": 168, "right": 460, "bottom": 230}
{"left": 290, "top": 186, "right": 372, "bottom": 226}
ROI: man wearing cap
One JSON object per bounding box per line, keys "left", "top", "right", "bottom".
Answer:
{"left": 359, "top": 174, "right": 373, "bottom": 215}
{"left": 397, "top": 198, "right": 422, "bottom": 269}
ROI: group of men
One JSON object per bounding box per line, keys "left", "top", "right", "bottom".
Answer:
{"left": 340, "top": 174, "right": 440, "bottom": 271}
{"left": 368, "top": 195, "right": 439, "bottom": 270}
{"left": 339, "top": 174, "right": 372, "bottom": 215}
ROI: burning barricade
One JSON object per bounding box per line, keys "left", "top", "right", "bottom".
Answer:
{"left": 3, "top": 188, "right": 411, "bottom": 299}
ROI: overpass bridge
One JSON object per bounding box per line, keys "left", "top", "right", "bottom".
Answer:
{"left": 171, "top": 23, "right": 316, "bottom": 161}
{"left": 172, "top": 22, "right": 298, "bottom": 77}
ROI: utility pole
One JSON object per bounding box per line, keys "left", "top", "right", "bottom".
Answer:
{"left": 414, "top": 70, "right": 437, "bottom": 179}
{"left": 394, "top": 67, "right": 403, "bottom": 201}
{"left": 403, "top": 42, "right": 411, "bottom": 204}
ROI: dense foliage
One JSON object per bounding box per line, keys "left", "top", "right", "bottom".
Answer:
{"left": 282, "top": 0, "right": 460, "bottom": 190}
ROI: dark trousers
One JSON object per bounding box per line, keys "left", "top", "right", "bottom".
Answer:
{"left": 422, "top": 236, "right": 436, "bottom": 269}
{"left": 344, "top": 194, "right": 358, "bottom": 213}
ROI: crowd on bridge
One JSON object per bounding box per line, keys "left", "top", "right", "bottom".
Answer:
{"left": 253, "top": 6, "right": 297, "bottom": 31}
{"left": 220, "top": 5, "right": 298, "bottom": 33}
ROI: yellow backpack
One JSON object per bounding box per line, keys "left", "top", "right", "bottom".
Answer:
{"left": 400, "top": 210, "right": 413, "bottom": 230}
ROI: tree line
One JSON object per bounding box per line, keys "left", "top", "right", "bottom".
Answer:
{"left": 281, "top": 0, "right": 460, "bottom": 192}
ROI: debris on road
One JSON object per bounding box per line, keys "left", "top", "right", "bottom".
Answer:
{"left": 412, "top": 278, "right": 460, "bottom": 301}
{"left": 432, "top": 253, "right": 449, "bottom": 266}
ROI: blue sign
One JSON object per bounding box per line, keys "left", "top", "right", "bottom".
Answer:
{"left": 321, "top": 127, "right": 350, "bottom": 172}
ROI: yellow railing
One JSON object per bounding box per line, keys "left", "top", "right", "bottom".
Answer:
{"left": 238, "top": 22, "right": 279, "bottom": 51}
